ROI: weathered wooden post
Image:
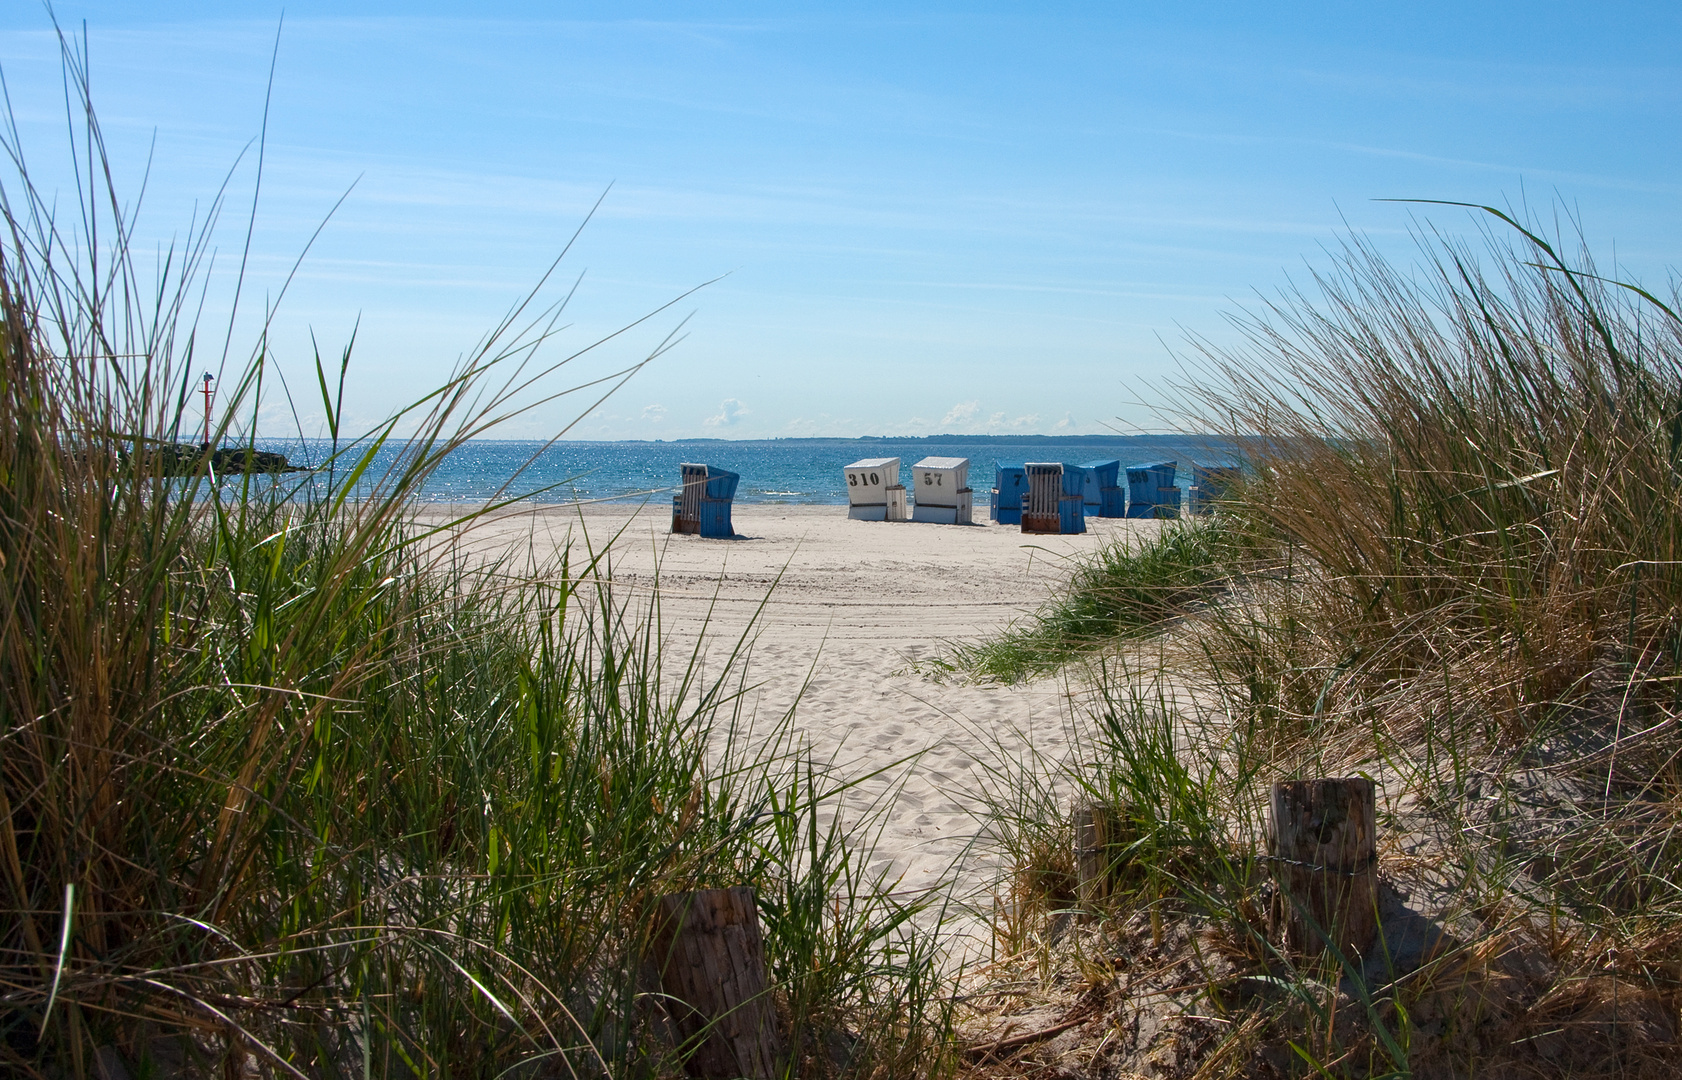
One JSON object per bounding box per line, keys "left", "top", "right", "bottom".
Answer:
{"left": 649, "top": 886, "right": 783, "bottom": 1080}
{"left": 1269, "top": 778, "right": 1377, "bottom": 958}
{"left": 1072, "top": 801, "right": 1119, "bottom": 920}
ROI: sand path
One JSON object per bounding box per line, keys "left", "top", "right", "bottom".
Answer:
{"left": 424, "top": 502, "right": 1165, "bottom": 915}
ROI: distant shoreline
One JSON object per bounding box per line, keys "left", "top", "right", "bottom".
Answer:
{"left": 252, "top": 433, "right": 1241, "bottom": 507}
{"left": 261, "top": 433, "right": 1233, "bottom": 446}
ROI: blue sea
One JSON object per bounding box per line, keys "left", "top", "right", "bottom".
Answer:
{"left": 253, "top": 435, "right": 1241, "bottom": 507}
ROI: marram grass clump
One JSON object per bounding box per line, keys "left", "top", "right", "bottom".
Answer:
{"left": 961, "top": 209, "right": 1682, "bottom": 1078}
{"left": 0, "top": 38, "right": 954, "bottom": 1080}
{"left": 947, "top": 517, "right": 1234, "bottom": 684}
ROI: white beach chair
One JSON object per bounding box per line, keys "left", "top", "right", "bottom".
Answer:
{"left": 910, "top": 456, "right": 972, "bottom": 524}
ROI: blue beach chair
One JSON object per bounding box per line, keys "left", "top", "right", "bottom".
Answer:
{"left": 672, "top": 463, "right": 739, "bottom": 538}
{"left": 1189, "top": 465, "right": 1242, "bottom": 515}
{"left": 1021, "top": 462, "right": 1086, "bottom": 534}
{"left": 1080, "top": 459, "right": 1124, "bottom": 517}
{"left": 1059, "top": 463, "right": 1088, "bottom": 533}
{"left": 1063, "top": 463, "right": 1091, "bottom": 515}
{"left": 1125, "top": 461, "right": 1180, "bottom": 519}
{"left": 992, "top": 462, "right": 1027, "bottom": 525}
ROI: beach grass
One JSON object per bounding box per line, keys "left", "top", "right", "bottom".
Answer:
{"left": 961, "top": 209, "right": 1682, "bottom": 1076}
{"left": 0, "top": 39, "right": 956, "bottom": 1079}
{"left": 945, "top": 518, "right": 1234, "bottom": 684}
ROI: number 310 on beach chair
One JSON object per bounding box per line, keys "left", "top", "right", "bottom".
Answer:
{"left": 842, "top": 457, "right": 908, "bottom": 521}
{"left": 671, "top": 463, "right": 739, "bottom": 538}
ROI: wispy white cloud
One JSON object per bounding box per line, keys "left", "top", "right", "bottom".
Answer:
{"left": 641, "top": 403, "right": 667, "bottom": 421}
{"left": 940, "top": 400, "right": 980, "bottom": 427}
{"left": 705, "top": 397, "right": 749, "bottom": 426}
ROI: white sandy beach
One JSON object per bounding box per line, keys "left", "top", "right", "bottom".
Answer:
{"left": 422, "top": 501, "right": 1167, "bottom": 917}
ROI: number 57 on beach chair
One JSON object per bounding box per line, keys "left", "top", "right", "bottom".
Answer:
{"left": 911, "top": 457, "right": 974, "bottom": 524}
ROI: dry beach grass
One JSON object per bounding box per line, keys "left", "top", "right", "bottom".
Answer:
{"left": 943, "top": 213, "right": 1682, "bottom": 1078}
{"left": 0, "top": 41, "right": 956, "bottom": 1079}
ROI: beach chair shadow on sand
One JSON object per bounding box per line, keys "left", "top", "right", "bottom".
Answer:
{"left": 672, "top": 463, "right": 739, "bottom": 538}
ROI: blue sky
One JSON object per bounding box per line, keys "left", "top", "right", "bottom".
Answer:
{"left": 2, "top": 3, "right": 1678, "bottom": 439}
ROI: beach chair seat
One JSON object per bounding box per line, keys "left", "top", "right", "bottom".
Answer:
{"left": 673, "top": 463, "right": 739, "bottom": 538}
{"left": 844, "top": 457, "right": 904, "bottom": 521}
{"left": 1125, "top": 461, "right": 1179, "bottom": 519}
{"left": 911, "top": 456, "right": 973, "bottom": 524}
{"left": 1022, "top": 463, "right": 1060, "bottom": 533}
{"left": 1189, "top": 465, "right": 1242, "bottom": 515}
{"left": 992, "top": 462, "right": 1027, "bottom": 525}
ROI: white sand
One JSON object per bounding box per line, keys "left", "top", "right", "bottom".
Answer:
{"left": 424, "top": 501, "right": 1167, "bottom": 915}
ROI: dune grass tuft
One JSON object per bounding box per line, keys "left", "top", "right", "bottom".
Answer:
{"left": 947, "top": 518, "right": 1234, "bottom": 684}
{"left": 962, "top": 207, "right": 1682, "bottom": 1077}
{"left": 0, "top": 34, "right": 955, "bottom": 1079}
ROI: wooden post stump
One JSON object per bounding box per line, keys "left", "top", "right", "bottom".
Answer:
{"left": 650, "top": 886, "right": 783, "bottom": 1080}
{"left": 1072, "top": 801, "right": 1119, "bottom": 920}
{"left": 1269, "top": 778, "right": 1377, "bottom": 958}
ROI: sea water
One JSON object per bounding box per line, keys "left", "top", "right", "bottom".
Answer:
{"left": 252, "top": 435, "right": 1241, "bottom": 506}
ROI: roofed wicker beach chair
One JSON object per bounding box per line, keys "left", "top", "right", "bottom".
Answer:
{"left": 843, "top": 457, "right": 907, "bottom": 521}
{"left": 992, "top": 462, "right": 1027, "bottom": 525}
{"left": 1021, "top": 462, "right": 1086, "bottom": 534}
{"left": 672, "top": 463, "right": 740, "bottom": 538}
{"left": 1125, "top": 461, "right": 1180, "bottom": 519}
{"left": 1080, "top": 458, "right": 1125, "bottom": 518}
{"left": 910, "top": 456, "right": 973, "bottom": 524}
{"left": 1189, "top": 465, "right": 1242, "bottom": 515}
